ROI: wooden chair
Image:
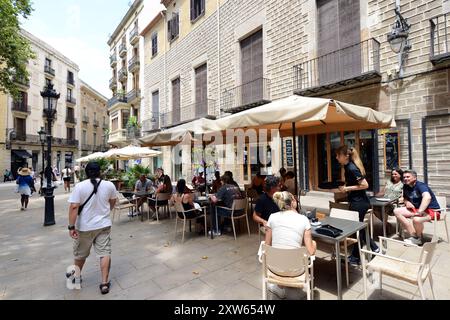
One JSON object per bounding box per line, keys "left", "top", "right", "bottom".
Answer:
{"left": 361, "top": 237, "right": 437, "bottom": 300}
{"left": 261, "top": 244, "right": 314, "bottom": 300}
{"left": 173, "top": 201, "right": 207, "bottom": 243}
{"left": 112, "top": 192, "right": 136, "bottom": 224}
{"left": 215, "top": 198, "right": 251, "bottom": 240}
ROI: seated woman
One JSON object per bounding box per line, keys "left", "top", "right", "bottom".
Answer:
{"left": 251, "top": 173, "right": 265, "bottom": 195}
{"left": 148, "top": 175, "right": 172, "bottom": 216}
{"left": 211, "top": 171, "right": 222, "bottom": 194}
{"left": 373, "top": 168, "right": 404, "bottom": 220}
{"left": 264, "top": 191, "right": 316, "bottom": 298}
{"left": 283, "top": 171, "right": 296, "bottom": 195}
{"left": 170, "top": 179, "right": 204, "bottom": 232}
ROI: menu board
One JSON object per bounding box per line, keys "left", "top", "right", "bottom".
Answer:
{"left": 285, "top": 139, "right": 294, "bottom": 167}
{"left": 384, "top": 131, "right": 400, "bottom": 171}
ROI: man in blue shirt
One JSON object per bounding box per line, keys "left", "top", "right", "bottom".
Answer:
{"left": 394, "top": 169, "right": 441, "bottom": 245}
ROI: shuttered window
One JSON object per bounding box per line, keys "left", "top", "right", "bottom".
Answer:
{"left": 152, "top": 90, "right": 160, "bottom": 128}
{"left": 151, "top": 33, "right": 158, "bottom": 57}
{"left": 172, "top": 78, "right": 180, "bottom": 124}
{"left": 168, "top": 13, "right": 179, "bottom": 42}
{"left": 14, "top": 118, "right": 26, "bottom": 138}
{"left": 191, "top": 0, "right": 205, "bottom": 22}
{"left": 240, "top": 29, "right": 263, "bottom": 106}
{"left": 317, "top": 0, "right": 360, "bottom": 85}
{"left": 195, "top": 64, "right": 207, "bottom": 118}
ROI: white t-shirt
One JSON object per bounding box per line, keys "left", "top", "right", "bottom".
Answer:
{"left": 267, "top": 210, "right": 311, "bottom": 249}
{"left": 62, "top": 168, "right": 71, "bottom": 178}
{"left": 68, "top": 179, "right": 117, "bottom": 232}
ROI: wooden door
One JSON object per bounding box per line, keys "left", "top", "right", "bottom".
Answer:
{"left": 241, "top": 29, "right": 263, "bottom": 106}
{"left": 172, "top": 78, "right": 180, "bottom": 125}
{"left": 195, "top": 64, "right": 207, "bottom": 118}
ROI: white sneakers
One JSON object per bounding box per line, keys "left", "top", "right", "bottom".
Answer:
{"left": 268, "top": 283, "right": 286, "bottom": 299}
{"left": 405, "top": 236, "right": 422, "bottom": 246}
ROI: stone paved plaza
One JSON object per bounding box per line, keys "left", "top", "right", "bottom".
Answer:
{"left": 1, "top": 181, "right": 449, "bottom": 300}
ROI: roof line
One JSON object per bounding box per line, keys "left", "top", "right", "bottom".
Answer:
{"left": 80, "top": 80, "right": 108, "bottom": 102}
{"left": 107, "top": 0, "right": 144, "bottom": 46}
{"left": 141, "top": 10, "right": 166, "bottom": 36}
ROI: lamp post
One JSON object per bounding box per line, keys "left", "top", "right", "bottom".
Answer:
{"left": 38, "top": 127, "right": 46, "bottom": 196}
{"left": 40, "top": 82, "right": 60, "bottom": 226}
{"left": 387, "top": 6, "right": 411, "bottom": 77}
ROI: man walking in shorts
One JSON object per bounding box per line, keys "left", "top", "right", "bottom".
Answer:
{"left": 68, "top": 162, "right": 117, "bottom": 294}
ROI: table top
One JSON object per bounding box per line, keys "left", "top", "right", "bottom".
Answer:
{"left": 311, "top": 216, "right": 367, "bottom": 242}
{"left": 369, "top": 196, "right": 396, "bottom": 207}
{"left": 132, "top": 191, "right": 154, "bottom": 197}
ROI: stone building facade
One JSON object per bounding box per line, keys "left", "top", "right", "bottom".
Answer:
{"left": 139, "top": 0, "right": 449, "bottom": 201}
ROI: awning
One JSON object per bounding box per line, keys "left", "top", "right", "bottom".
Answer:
{"left": 12, "top": 150, "right": 32, "bottom": 159}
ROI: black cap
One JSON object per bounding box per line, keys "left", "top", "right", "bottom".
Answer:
{"left": 85, "top": 162, "right": 101, "bottom": 177}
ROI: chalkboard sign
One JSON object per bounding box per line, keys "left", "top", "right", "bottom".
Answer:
{"left": 384, "top": 131, "right": 400, "bottom": 171}
{"left": 285, "top": 139, "right": 294, "bottom": 167}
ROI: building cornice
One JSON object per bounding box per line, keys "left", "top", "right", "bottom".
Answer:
{"left": 107, "top": 0, "right": 144, "bottom": 46}
{"left": 80, "top": 80, "right": 108, "bottom": 103}
{"left": 141, "top": 11, "right": 166, "bottom": 36}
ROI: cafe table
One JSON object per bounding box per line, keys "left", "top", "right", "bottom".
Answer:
{"left": 311, "top": 216, "right": 370, "bottom": 300}
{"left": 369, "top": 196, "right": 397, "bottom": 238}
{"left": 132, "top": 191, "right": 155, "bottom": 222}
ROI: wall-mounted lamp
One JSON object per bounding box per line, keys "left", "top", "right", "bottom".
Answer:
{"left": 387, "top": 8, "right": 411, "bottom": 76}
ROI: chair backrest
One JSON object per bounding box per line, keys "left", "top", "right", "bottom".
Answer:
{"left": 435, "top": 196, "right": 447, "bottom": 211}
{"left": 173, "top": 199, "right": 185, "bottom": 213}
{"left": 330, "top": 208, "right": 359, "bottom": 221}
{"left": 419, "top": 241, "right": 438, "bottom": 266}
{"left": 263, "top": 244, "right": 308, "bottom": 277}
{"left": 232, "top": 198, "right": 247, "bottom": 211}
{"left": 246, "top": 188, "right": 259, "bottom": 199}
{"left": 329, "top": 201, "right": 350, "bottom": 211}
{"left": 334, "top": 192, "right": 348, "bottom": 203}
{"left": 156, "top": 192, "right": 172, "bottom": 201}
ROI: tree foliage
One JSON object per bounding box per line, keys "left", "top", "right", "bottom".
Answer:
{"left": 0, "top": 0, "right": 35, "bottom": 99}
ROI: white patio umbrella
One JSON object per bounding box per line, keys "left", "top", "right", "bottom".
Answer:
{"left": 103, "top": 145, "right": 161, "bottom": 160}
{"left": 75, "top": 152, "right": 105, "bottom": 163}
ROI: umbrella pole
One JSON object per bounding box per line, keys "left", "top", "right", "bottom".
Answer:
{"left": 292, "top": 122, "right": 299, "bottom": 201}
{"left": 203, "top": 139, "right": 207, "bottom": 195}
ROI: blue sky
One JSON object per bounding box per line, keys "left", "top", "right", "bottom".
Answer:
{"left": 20, "top": 0, "right": 138, "bottom": 98}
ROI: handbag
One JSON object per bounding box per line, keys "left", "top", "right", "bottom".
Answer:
{"left": 78, "top": 180, "right": 102, "bottom": 215}
{"left": 315, "top": 224, "right": 343, "bottom": 238}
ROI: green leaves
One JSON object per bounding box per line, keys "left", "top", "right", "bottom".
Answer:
{"left": 0, "top": 0, "right": 35, "bottom": 99}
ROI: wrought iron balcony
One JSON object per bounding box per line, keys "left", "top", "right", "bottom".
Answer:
{"left": 11, "top": 132, "right": 27, "bottom": 142}
{"left": 109, "top": 77, "right": 117, "bottom": 90}
{"left": 67, "top": 77, "right": 75, "bottom": 87}
{"left": 11, "top": 102, "right": 31, "bottom": 114}
{"left": 81, "top": 144, "right": 93, "bottom": 151}
{"left": 110, "top": 54, "right": 117, "bottom": 67}
{"left": 161, "top": 99, "right": 217, "bottom": 128}
{"left": 93, "top": 120, "right": 99, "bottom": 127}
{"left": 118, "top": 67, "right": 128, "bottom": 82}
{"left": 293, "top": 38, "right": 381, "bottom": 96}
{"left": 142, "top": 113, "right": 160, "bottom": 132}
{"left": 221, "top": 78, "right": 271, "bottom": 114}
{"left": 119, "top": 43, "right": 127, "bottom": 58}
{"left": 44, "top": 65, "right": 55, "bottom": 76}
{"left": 66, "top": 96, "right": 77, "bottom": 105}
{"left": 107, "top": 94, "right": 127, "bottom": 109}
{"left": 129, "top": 26, "right": 139, "bottom": 45}
{"left": 430, "top": 13, "right": 450, "bottom": 65}
{"left": 126, "top": 126, "right": 141, "bottom": 140}
{"left": 126, "top": 88, "right": 141, "bottom": 104}
{"left": 128, "top": 55, "right": 140, "bottom": 73}
{"left": 65, "top": 115, "right": 77, "bottom": 125}
{"left": 65, "top": 139, "right": 79, "bottom": 147}
{"left": 82, "top": 115, "right": 89, "bottom": 123}
{"left": 14, "top": 75, "right": 30, "bottom": 88}
{"left": 108, "top": 129, "right": 127, "bottom": 144}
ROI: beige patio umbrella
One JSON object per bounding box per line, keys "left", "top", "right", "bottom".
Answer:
{"left": 103, "top": 145, "right": 162, "bottom": 160}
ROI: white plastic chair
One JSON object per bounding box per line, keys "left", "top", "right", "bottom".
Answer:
{"left": 215, "top": 198, "right": 250, "bottom": 240}
{"left": 261, "top": 244, "right": 314, "bottom": 300}
{"left": 433, "top": 196, "right": 449, "bottom": 243}
{"left": 361, "top": 237, "right": 437, "bottom": 300}
{"left": 173, "top": 200, "right": 207, "bottom": 243}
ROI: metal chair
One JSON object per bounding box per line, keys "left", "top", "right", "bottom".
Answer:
{"left": 112, "top": 192, "right": 136, "bottom": 224}
{"left": 215, "top": 198, "right": 251, "bottom": 240}
{"left": 150, "top": 192, "right": 172, "bottom": 222}
{"left": 173, "top": 201, "right": 207, "bottom": 243}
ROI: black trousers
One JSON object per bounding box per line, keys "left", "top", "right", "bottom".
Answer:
{"left": 349, "top": 200, "right": 378, "bottom": 258}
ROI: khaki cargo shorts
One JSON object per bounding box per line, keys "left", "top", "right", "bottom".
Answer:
{"left": 73, "top": 227, "right": 112, "bottom": 260}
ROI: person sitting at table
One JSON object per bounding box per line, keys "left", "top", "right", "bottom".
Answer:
{"left": 134, "top": 174, "right": 154, "bottom": 215}
{"left": 373, "top": 168, "right": 404, "bottom": 222}
{"left": 155, "top": 168, "right": 165, "bottom": 186}
{"left": 210, "top": 174, "right": 244, "bottom": 235}
{"left": 192, "top": 171, "right": 206, "bottom": 193}
{"left": 224, "top": 171, "right": 240, "bottom": 188}
{"left": 251, "top": 173, "right": 265, "bottom": 195}
{"left": 211, "top": 171, "right": 222, "bottom": 194}
{"left": 264, "top": 191, "right": 317, "bottom": 298}
{"left": 253, "top": 176, "right": 281, "bottom": 229}
{"left": 283, "top": 171, "right": 296, "bottom": 195}
{"left": 279, "top": 167, "right": 287, "bottom": 185}
{"left": 170, "top": 179, "right": 204, "bottom": 233}
{"left": 394, "top": 169, "right": 441, "bottom": 246}
{"left": 148, "top": 175, "right": 172, "bottom": 219}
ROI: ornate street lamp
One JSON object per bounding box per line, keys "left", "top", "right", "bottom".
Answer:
{"left": 387, "top": 7, "right": 411, "bottom": 76}
{"left": 37, "top": 127, "right": 46, "bottom": 196}
{"left": 40, "top": 82, "right": 60, "bottom": 226}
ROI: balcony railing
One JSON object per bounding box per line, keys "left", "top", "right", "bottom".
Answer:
{"left": 107, "top": 94, "right": 127, "bottom": 109}
{"left": 129, "top": 26, "right": 139, "bottom": 45}
{"left": 128, "top": 55, "right": 140, "bottom": 73}
{"left": 9, "top": 133, "right": 79, "bottom": 147}
{"left": 65, "top": 115, "right": 77, "bottom": 124}
{"left": 126, "top": 126, "right": 141, "bottom": 140}
{"left": 430, "top": 13, "right": 450, "bottom": 64}
{"left": 12, "top": 132, "right": 27, "bottom": 141}
{"left": 221, "top": 78, "right": 271, "bottom": 114}
{"left": 110, "top": 54, "right": 117, "bottom": 67}
{"left": 81, "top": 144, "right": 93, "bottom": 151}
{"left": 66, "top": 96, "right": 77, "bottom": 105}
{"left": 119, "top": 43, "right": 127, "bottom": 57}
{"left": 93, "top": 120, "right": 99, "bottom": 127}
{"left": 118, "top": 67, "right": 128, "bottom": 82}
{"left": 293, "top": 38, "right": 381, "bottom": 96}
{"left": 11, "top": 102, "right": 31, "bottom": 114}
{"left": 109, "top": 77, "right": 117, "bottom": 90}
{"left": 108, "top": 129, "right": 127, "bottom": 143}
{"left": 44, "top": 65, "right": 55, "bottom": 76}
{"left": 67, "top": 77, "right": 75, "bottom": 86}
{"left": 14, "top": 76, "right": 30, "bottom": 88}
{"left": 82, "top": 115, "right": 89, "bottom": 123}
{"left": 161, "top": 99, "right": 217, "bottom": 128}
{"left": 126, "top": 88, "right": 141, "bottom": 103}
{"left": 142, "top": 113, "right": 160, "bottom": 132}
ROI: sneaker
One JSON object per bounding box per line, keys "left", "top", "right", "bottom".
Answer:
{"left": 373, "top": 247, "right": 380, "bottom": 254}
{"left": 348, "top": 255, "right": 361, "bottom": 266}
{"left": 207, "top": 230, "right": 222, "bottom": 237}
{"left": 404, "top": 237, "right": 422, "bottom": 246}
{"left": 268, "top": 283, "right": 286, "bottom": 299}
{"left": 20, "top": 207, "right": 24, "bottom": 211}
